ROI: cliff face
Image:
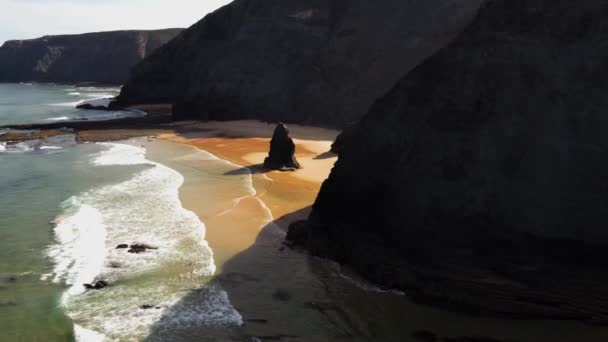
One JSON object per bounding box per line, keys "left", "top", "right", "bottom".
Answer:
{"left": 116, "top": 0, "right": 486, "bottom": 127}
{"left": 0, "top": 29, "right": 183, "bottom": 84}
{"left": 293, "top": 0, "right": 608, "bottom": 320}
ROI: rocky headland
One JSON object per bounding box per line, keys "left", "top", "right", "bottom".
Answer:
{"left": 0, "top": 29, "right": 182, "bottom": 84}
{"left": 114, "top": 0, "right": 486, "bottom": 127}
{"left": 289, "top": 0, "right": 608, "bottom": 323}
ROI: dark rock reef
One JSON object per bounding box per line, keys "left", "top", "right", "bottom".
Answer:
{"left": 84, "top": 280, "right": 108, "bottom": 290}
{"left": 264, "top": 123, "right": 301, "bottom": 170}
{"left": 290, "top": 0, "right": 608, "bottom": 321}
{"left": 115, "top": 0, "right": 486, "bottom": 127}
{"left": 0, "top": 29, "right": 182, "bottom": 84}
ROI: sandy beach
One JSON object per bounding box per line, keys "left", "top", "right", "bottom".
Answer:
{"left": 160, "top": 120, "right": 339, "bottom": 230}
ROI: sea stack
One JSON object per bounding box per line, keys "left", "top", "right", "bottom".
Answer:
{"left": 264, "top": 123, "right": 301, "bottom": 171}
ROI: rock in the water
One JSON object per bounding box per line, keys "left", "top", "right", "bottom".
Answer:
{"left": 127, "top": 243, "right": 158, "bottom": 254}
{"left": 84, "top": 280, "right": 108, "bottom": 290}
{"left": 140, "top": 304, "right": 161, "bottom": 310}
{"left": 263, "top": 123, "right": 301, "bottom": 171}
{"left": 116, "top": 244, "right": 129, "bottom": 249}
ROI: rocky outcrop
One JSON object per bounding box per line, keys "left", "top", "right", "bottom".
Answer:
{"left": 290, "top": 0, "right": 608, "bottom": 321}
{"left": 0, "top": 29, "right": 182, "bottom": 84}
{"left": 115, "top": 0, "right": 486, "bottom": 127}
{"left": 264, "top": 123, "right": 300, "bottom": 170}
{"left": 84, "top": 280, "right": 108, "bottom": 290}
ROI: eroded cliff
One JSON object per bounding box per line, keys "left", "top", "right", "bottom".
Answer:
{"left": 116, "top": 0, "right": 485, "bottom": 127}
{"left": 291, "top": 0, "right": 608, "bottom": 321}
{"left": 0, "top": 29, "right": 183, "bottom": 84}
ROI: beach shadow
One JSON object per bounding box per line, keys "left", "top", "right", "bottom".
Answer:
{"left": 313, "top": 151, "right": 337, "bottom": 160}
{"left": 172, "top": 123, "right": 339, "bottom": 142}
{"left": 223, "top": 164, "right": 269, "bottom": 176}
{"left": 144, "top": 206, "right": 368, "bottom": 341}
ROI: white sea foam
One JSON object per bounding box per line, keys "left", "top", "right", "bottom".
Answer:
{"left": 77, "top": 97, "right": 113, "bottom": 108}
{"left": 0, "top": 141, "right": 37, "bottom": 153}
{"left": 73, "top": 324, "right": 106, "bottom": 342}
{"left": 46, "top": 116, "right": 70, "bottom": 121}
{"left": 48, "top": 204, "right": 107, "bottom": 296}
{"left": 68, "top": 92, "right": 81, "bottom": 96}
{"left": 49, "top": 101, "right": 81, "bottom": 107}
{"left": 73, "top": 109, "right": 146, "bottom": 122}
{"left": 45, "top": 142, "right": 242, "bottom": 340}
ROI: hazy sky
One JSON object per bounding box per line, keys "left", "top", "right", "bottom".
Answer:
{"left": 0, "top": 0, "right": 233, "bottom": 45}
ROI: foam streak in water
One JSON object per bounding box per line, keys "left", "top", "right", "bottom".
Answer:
{"left": 45, "top": 142, "right": 242, "bottom": 341}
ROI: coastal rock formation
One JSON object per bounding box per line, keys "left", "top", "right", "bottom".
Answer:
{"left": 290, "top": 0, "right": 608, "bottom": 321}
{"left": 0, "top": 29, "right": 182, "bottom": 84}
{"left": 84, "top": 280, "right": 108, "bottom": 290}
{"left": 127, "top": 243, "right": 158, "bottom": 254}
{"left": 115, "top": 0, "right": 486, "bottom": 127}
{"left": 264, "top": 123, "right": 300, "bottom": 170}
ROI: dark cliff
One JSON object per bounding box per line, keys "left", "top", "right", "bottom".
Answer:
{"left": 116, "top": 0, "right": 486, "bottom": 127}
{"left": 0, "top": 29, "right": 183, "bottom": 84}
{"left": 292, "top": 0, "right": 608, "bottom": 320}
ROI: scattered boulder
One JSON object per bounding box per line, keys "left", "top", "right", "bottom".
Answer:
{"left": 84, "top": 280, "right": 108, "bottom": 290}
{"left": 140, "top": 304, "right": 161, "bottom": 310}
{"left": 127, "top": 243, "right": 158, "bottom": 254}
{"left": 263, "top": 123, "right": 301, "bottom": 171}
{"left": 76, "top": 103, "right": 107, "bottom": 110}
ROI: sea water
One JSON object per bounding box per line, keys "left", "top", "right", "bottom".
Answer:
{"left": 0, "top": 83, "right": 142, "bottom": 126}
{"left": 0, "top": 84, "right": 244, "bottom": 341}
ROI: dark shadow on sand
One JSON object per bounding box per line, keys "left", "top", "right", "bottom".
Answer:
{"left": 313, "top": 151, "right": 337, "bottom": 160}
{"left": 143, "top": 206, "right": 369, "bottom": 341}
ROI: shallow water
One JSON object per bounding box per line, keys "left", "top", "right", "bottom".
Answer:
{"left": 0, "top": 84, "right": 249, "bottom": 341}
{"left": 0, "top": 83, "right": 142, "bottom": 126}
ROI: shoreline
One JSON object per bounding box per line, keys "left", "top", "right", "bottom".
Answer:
{"left": 5, "top": 116, "right": 608, "bottom": 341}
{"left": 158, "top": 120, "right": 339, "bottom": 229}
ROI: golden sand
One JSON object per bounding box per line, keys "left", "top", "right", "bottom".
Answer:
{"left": 159, "top": 120, "right": 339, "bottom": 227}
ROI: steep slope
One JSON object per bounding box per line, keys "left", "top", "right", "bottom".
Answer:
{"left": 116, "top": 0, "right": 486, "bottom": 127}
{"left": 291, "top": 0, "right": 608, "bottom": 320}
{"left": 0, "top": 29, "right": 183, "bottom": 84}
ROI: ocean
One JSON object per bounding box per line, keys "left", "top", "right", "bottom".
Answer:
{"left": 0, "top": 84, "right": 244, "bottom": 341}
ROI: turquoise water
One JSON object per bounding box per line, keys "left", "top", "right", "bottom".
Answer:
{"left": 0, "top": 84, "right": 244, "bottom": 341}
{"left": 0, "top": 83, "right": 123, "bottom": 126}
{"left": 0, "top": 83, "right": 125, "bottom": 341}
{"left": 0, "top": 142, "right": 134, "bottom": 341}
